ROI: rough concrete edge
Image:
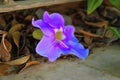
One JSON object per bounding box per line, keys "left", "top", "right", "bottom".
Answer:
{"left": 0, "top": 0, "right": 82, "bottom": 13}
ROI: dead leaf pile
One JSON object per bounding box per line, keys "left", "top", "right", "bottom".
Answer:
{"left": 0, "top": 31, "right": 11, "bottom": 61}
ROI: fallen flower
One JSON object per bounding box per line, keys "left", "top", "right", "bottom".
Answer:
{"left": 32, "top": 11, "right": 89, "bottom": 62}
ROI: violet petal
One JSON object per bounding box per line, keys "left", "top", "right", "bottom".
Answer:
{"left": 63, "top": 25, "right": 78, "bottom": 42}
{"left": 43, "top": 11, "right": 64, "bottom": 28}
{"left": 65, "top": 40, "right": 89, "bottom": 59}
{"left": 36, "top": 36, "right": 61, "bottom": 62}
{"left": 32, "top": 18, "right": 54, "bottom": 36}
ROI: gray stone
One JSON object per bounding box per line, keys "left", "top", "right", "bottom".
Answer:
{"left": 83, "top": 45, "right": 120, "bottom": 77}
{"left": 35, "top": 9, "right": 44, "bottom": 18}
{"left": 63, "top": 15, "right": 72, "bottom": 25}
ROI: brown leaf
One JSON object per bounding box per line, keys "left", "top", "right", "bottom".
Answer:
{"left": 0, "top": 15, "right": 6, "bottom": 28}
{"left": 8, "top": 24, "right": 24, "bottom": 38}
{"left": 8, "top": 24, "right": 24, "bottom": 47}
{"left": 5, "top": 55, "right": 30, "bottom": 66}
{"left": 19, "top": 61, "right": 40, "bottom": 73}
{"left": 0, "top": 63, "right": 11, "bottom": 76}
{"left": 84, "top": 36, "right": 93, "bottom": 45}
{"left": 0, "top": 30, "right": 6, "bottom": 34}
{"left": 11, "top": 19, "right": 19, "bottom": 26}
{"left": 0, "top": 32, "right": 12, "bottom": 61}
{"left": 25, "top": 15, "right": 33, "bottom": 21}
{"left": 2, "top": 33, "right": 12, "bottom": 52}
{"left": 104, "top": 29, "right": 114, "bottom": 38}
{"left": 103, "top": 0, "right": 112, "bottom": 6}
{"left": 12, "top": 31, "right": 21, "bottom": 48}
{"left": 84, "top": 21, "right": 108, "bottom": 27}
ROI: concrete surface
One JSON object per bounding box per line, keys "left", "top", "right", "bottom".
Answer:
{"left": 83, "top": 45, "right": 120, "bottom": 77}
{"left": 0, "top": 45, "right": 120, "bottom": 80}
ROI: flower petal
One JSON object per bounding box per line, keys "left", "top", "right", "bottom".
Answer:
{"left": 63, "top": 41, "right": 89, "bottom": 59}
{"left": 32, "top": 18, "right": 54, "bottom": 36}
{"left": 36, "top": 36, "right": 61, "bottom": 62}
{"left": 70, "top": 48, "right": 89, "bottom": 60}
{"left": 32, "top": 18, "right": 42, "bottom": 29}
{"left": 63, "top": 25, "right": 78, "bottom": 42}
{"left": 43, "top": 11, "right": 64, "bottom": 28}
{"left": 47, "top": 47, "right": 61, "bottom": 62}
{"left": 56, "top": 40, "right": 70, "bottom": 50}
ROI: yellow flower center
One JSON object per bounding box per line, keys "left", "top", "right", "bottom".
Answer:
{"left": 55, "top": 31, "right": 63, "bottom": 40}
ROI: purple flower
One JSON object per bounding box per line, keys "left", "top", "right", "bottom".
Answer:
{"left": 32, "top": 11, "right": 89, "bottom": 62}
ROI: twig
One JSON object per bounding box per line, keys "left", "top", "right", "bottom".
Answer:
{"left": 75, "top": 30, "right": 102, "bottom": 38}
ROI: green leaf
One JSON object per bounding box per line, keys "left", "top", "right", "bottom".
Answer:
{"left": 87, "top": 0, "right": 103, "bottom": 14}
{"left": 32, "top": 29, "right": 43, "bottom": 40}
{"left": 109, "top": 0, "right": 120, "bottom": 10}
{"left": 109, "top": 26, "right": 120, "bottom": 38}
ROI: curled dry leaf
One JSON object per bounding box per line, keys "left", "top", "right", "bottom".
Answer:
{"left": 8, "top": 24, "right": 24, "bottom": 37}
{"left": 19, "top": 60, "right": 40, "bottom": 73}
{"left": 8, "top": 24, "right": 24, "bottom": 47}
{"left": 0, "top": 32, "right": 12, "bottom": 61}
{"left": 5, "top": 55, "right": 30, "bottom": 66}
{"left": 0, "top": 55, "right": 30, "bottom": 75}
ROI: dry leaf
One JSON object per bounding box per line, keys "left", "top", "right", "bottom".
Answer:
{"left": 25, "top": 15, "right": 33, "bottom": 21}
{"left": 5, "top": 55, "right": 30, "bottom": 66}
{"left": 0, "top": 32, "right": 12, "bottom": 61}
{"left": 0, "top": 30, "right": 6, "bottom": 34}
{"left": 84, "top": 36, "right": 93, "bottom": 45}
{"left": 2, "top": 33, "right": 12, "bottom": 52}
{"left": 8, "top": 24, "right": 24, "bottom": 37}
{"left": 11, "top": 19, "right": 19, "bottom": 26}
{"left": 103, "top": 0, "right": 112, "bottom": 6}
{"left": 8, "top": 24, "right": 24, "bottom": 47}
{"left": 85, "top": 21, "right": 108, "bottom": 27}
{"left": 0, "top": 15, "right": 6, "bottom": 28}
{"left": 105, "top": 7, "right": 120, "bottom": 17}
{"left": 20, "top": 46, "right": 31, "bottom": 56}
{"left": 24, "top": 15, "right": 34, "bottom": 25}
{"left": 104, "top": 29, "right": 114, "bottom": 38}
{"left": 12, "top": 31, "right": 20, "bottom": 48}
{"left": 19, "top": 61, "right": 40, "bottom": 73}
{"left": 0, "top": 63, "right": 11, "bottom": 76}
